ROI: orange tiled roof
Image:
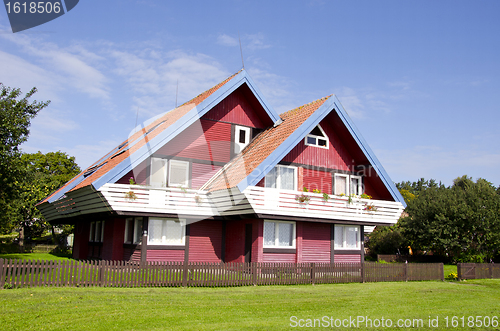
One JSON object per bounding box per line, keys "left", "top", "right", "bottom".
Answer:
{"left": 42, "top": 71, "right": 241, "bottom": 203}
{"left": 205, "top": 95, "right": 332, "bottom": 192}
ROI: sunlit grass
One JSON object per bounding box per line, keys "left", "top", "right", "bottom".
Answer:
{"left": 1, "top": 279, "right": 499, "bottom": 330}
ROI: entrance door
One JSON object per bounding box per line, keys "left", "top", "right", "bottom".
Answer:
{"left": 244, "top": 224, "right": 252, "bottom": 263}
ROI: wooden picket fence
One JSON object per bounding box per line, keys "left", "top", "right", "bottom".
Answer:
{"left": 457, "top": 263, "right": 500, "bottom": 280}
{"left": 0, "top": 259, "right": 444, "bottom": 289}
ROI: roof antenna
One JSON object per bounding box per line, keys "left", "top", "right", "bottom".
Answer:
{"left": 238, "top": 32, "right": 245, "bottom": 69}
{"left": 175, "top": 79, "right": 179, "bottom": 108}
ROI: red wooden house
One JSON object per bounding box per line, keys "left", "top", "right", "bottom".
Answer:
{"left": 38, "top": 70, "right": 405, "bottom": 264}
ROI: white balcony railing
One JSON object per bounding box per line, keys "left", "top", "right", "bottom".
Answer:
{"left": 98, "top": 184, "right": 404, "bottom": 225}
{"left": 99, "top": 184, "right": 218, "bottom": 216}
{"left": 240, "top": 186, "right": 404, "bottom": 224}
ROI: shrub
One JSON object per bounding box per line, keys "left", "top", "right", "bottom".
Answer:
{"left": 446, "top": 272, "right": 458, "bottom": 281}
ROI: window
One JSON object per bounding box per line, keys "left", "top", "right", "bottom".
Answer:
{"left": 350, "top": 175, "right": 363, "bottom": 196}
{"left": 334, "top": 225, "right": 360, "bottom": 250}
{"left": 149, "top": 158, "right": 190, "bottom": 188}
{"left": 334, "top": 174, "right": 349, "bottom": 195}
{"left": 89, "top": 221, "right": 105, "bottom": 242}
{"left": 265, "top": 165, "right": 297, "bottom": 191}
{"left": 150, "top": 157, "right": 167, "bottom": 187}
{"left": 234, "top": 125, "right": 251, "bottom": 154}
{"left": 263, "top": 221, "right": 296, "bottom": 248}
{"left": 168, "top": 160, "right": 189, "bottom": 187}
{"left": 148, "top": 218, "right": 185, "bottom": 245}
{"left": 304, "top": 125, "right": 329, "bottom": 149}
{"left": 334, "top": 174, "right": 363, "bottom": 196}
{"left": 124, "top": 217, "right": 143, "bottom": 244}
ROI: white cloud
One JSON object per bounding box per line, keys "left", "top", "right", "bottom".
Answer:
{"left": 217, "top": 34, "right": 239, "bottom": 47}
{"left": 0, "top": 33, "right": 110, "bottom": 101}
{"left": 110, "top": 48, "right": 230, "bottom": 117}
{"left": 245, "top": 33, "right": 271, "bottom": 51}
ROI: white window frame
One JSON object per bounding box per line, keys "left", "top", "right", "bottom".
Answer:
{"left": 168, "top": 160, "right": 190, "bottom": 188}
{"left": 263, "top": 220, "right": 296, "bottom": 248}
{"left": 234, "top": 125, "right": 251, "bottom": 154}
{"left": 147, "top": 218, "right": 186, "bottom": 246}
{"left": 150, "top": 158, "right": 191, "bottom": 188}
{"left": 334, "top": 174, "right": 350, "bottom": 195}
{"left": 334, "top": 174, "right": 364, "bottom": 196}
{"left": 334, "top": 225, "right": 361, "bottom": 250}
{"left": 124, "top": 217, "right": 143, "bottom": 244}
{"left": 264, "top": 165, "right": 298, "bottom": 191}
{"left": 150, "top": 157, "right": 167, "bottom": 187}
{"left": 350, "top": 175, "right": 363, "bottom": 196}
{"left": 304, "top": 124, "right": 329, "bottom": 149}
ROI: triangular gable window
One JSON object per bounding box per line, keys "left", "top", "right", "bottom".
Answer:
{"left": 305, "top": 125, "right": 329, "bottom": 149}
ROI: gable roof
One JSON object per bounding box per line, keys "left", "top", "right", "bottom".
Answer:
{"left": 42, "top": 69, "right": 281, "bottom": 204}
{"left": 204, "top": 95, "right": 406, "bottom": 206}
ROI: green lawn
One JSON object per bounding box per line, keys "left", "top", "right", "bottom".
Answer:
{"left": 1, "top": 279, "right": 499, "bottom": 330}
{"left": 0, "top": 253, "right": 72, "bottom": 261}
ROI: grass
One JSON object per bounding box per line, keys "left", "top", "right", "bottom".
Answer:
{"left": 1, "top": 279, "right": 499, "bottom": 330}
{"left": 0, "top": 253, "right": 72, "bottom": 261}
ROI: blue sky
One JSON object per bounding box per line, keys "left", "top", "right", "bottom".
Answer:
{"left": 1, "top": 1, "right": 499, "bottom": 187}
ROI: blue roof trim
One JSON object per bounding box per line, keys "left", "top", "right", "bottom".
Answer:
{"left": 237, "top": 96, "right": 406, "bottom": 207}
{"left": 237, "top": 97, "right": 335, "bottom": 192}
{"left": 330, "top": 97, "right": 406, "bottom": 206}
{"left": 46, "top": 173, "right": 86, "bottom": 203}
{"left": 91, "top": 70, "right": 281, "bottom": 190}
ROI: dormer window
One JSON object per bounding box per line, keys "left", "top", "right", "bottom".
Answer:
{"left": 305, "top": 125, "right": 329, "bottom": 149}
{"left": 234, "top": 125, "right": 251, "bottom": 154}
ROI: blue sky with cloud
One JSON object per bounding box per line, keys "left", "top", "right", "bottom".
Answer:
{"left": 1, "top": 0, "right": 499, "bottom": 186}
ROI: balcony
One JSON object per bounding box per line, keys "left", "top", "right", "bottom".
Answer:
{"left": 99, "top": 184, "right": 404, "bottom": 225}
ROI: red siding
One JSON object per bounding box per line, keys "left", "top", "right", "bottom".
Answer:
{"left": 189, "top": 220, "right": 223, "bottom": 262}
{"left": 191, "top": 163, "right": 222, "bottom": 190}
{"left": 117, "top": 159, "right": 149, "bottom": 185}
{"left": 303, "top": 168, "right": 332, "bottom": 194}
{"left": 335, "top": 254, "right": 361, "bottom": 263}
{"left": 73, "top": 220, "right": 89, "bottom": 260}
{"left": 147, "top": 249, "right": 184, "bottom": 262}
{"left": 102, "top": 218, "right": 125, "bottom": 261}
{"left": 282, "top": 119, "right": 355, "bottom": 171}
{"left": 123, "top": 247, "right": 141, "bottom": 262}
{"left": 225, "top": 221, "right": 245, "bottom": 263}
{"left": 263, "top": 253, "right": 296, "bottom": 263}
{"left": 253, "top": 219, "right": 264, "bottom": 262}
{"left": 202, "top": 87, "right": 266, "bottom": 128}
{"left": 301, "top": 222, "right": 331, "bottom": 263}
{"left": 156, "top": 119, "right": 231, "bottom": 163}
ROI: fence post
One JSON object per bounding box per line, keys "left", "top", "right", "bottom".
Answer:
{"left": 404, "top": 261, "right": 408, "bottom": 282}
{"left": 182, "top": 262, "right": 188, "bottom": 287}
{"left": 440, "top": 263, "right": 444, "bottom": 281}
{"left": 0, "top": 259, "right": 4, "bottom": 289}
{"left": 252, "top": 263, "right": 257, "bottom": 286}
{"left": 98, "top": 260, "right": 104, "bottom": 286}
{"left": 457, "top": 263, "right": 462, "bottom": 281}
{"left": 490, "top": 263, "right": 493, "bottom": 279}
{"left": 310, "top": 263, "right": 316, "bottom": 285}
{"left": 361, "top": 262, "right": 365, "bottom": 283}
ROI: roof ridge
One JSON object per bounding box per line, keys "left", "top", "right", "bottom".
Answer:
{"left": 281, "top": 94, "right": 333, "bottom": 118}
{"left": 179, "top": 69, "right": 243, "bottom": 107}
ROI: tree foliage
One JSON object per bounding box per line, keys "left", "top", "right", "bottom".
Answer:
{"left": 400, "top": 176, "right": 500, "bottom": 262}
{"left": 15, "top": 151, "right": 81, "bottom": 238}
{"left": 0, "top": 84, "right": 49, "bottom": 233}
{"left": 366, "top": 225, "right": 407, "bottom": 256}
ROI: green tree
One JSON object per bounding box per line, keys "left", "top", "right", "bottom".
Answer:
{"left": 17, "top": 151, "right": 80, "bottom": 241}
{"left": 0, "top": 84, "right": 50, "bottom": 233}
{"left": 400, "top": 176, "right": 500, "bottom": 262}
{"left": 366, "top": 225, "right": 407, "bottom": 256}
